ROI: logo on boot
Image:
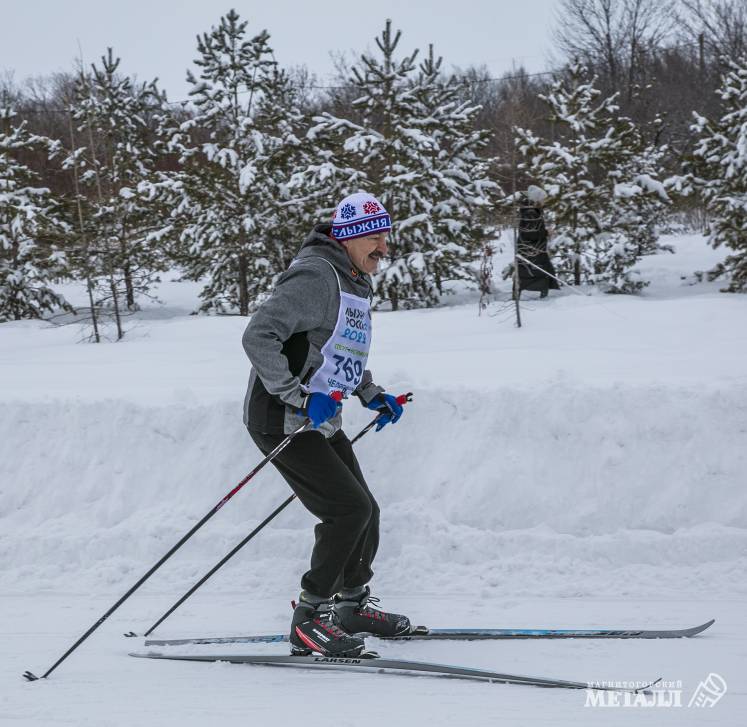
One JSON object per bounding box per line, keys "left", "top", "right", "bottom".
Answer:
{"left": 311, "top": 629, "right": 331, "bottom": 643}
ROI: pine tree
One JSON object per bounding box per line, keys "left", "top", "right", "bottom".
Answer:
{"left": 0, "top": 103, "right": 71, "bottom": 322}
{"left": 288, "top": 112, "right": 369, "bottom": 243}
{"left": 251, "top": 65, "right": 314, "bottom": 277}
{"left": 411, "top": 45, "right": 500, "bottom": 297}
{"left": 66, "top": 50, "right": 165, "bottom": 324}
{"left": 303, "top": 21, "right": 423, "bottom": 309}
{"left": 305, "top": 22, "right": 497, "bottom": 309}
{"left": 514, "top": 64, "right": 668, "bottom": 293}
{"left": 611, "top": 119, "right": 673, "bottom": 259}
{"left": 75, "top": 48, "right": 163, "bottom": 296}
{"left": 159, "top": 10, "right": 306, "bottom": 315}
{"left": 691, "top": 56, "right": 747, "bottom": 292}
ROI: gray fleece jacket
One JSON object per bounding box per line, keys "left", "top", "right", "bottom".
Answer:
{"left": 242, "top": 224, "right": 384, "bottom": 437}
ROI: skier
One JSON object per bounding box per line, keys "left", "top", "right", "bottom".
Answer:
{"left": 242, "top": 192, "right": 412, "bottom": 657}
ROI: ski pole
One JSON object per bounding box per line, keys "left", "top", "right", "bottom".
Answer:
{"left": 131, "top": 392, "right": 413, "bottom": 638}
{"left": 135, "top": 493, "right": 297, "bottom": 638}
{"left": 20, "top": 393, "right": 344, "bottom": 682}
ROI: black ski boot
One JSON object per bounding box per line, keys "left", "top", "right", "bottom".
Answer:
{"left": 289, "top": 596, "right": 366, "bottom": 657}
{"left": 334, "top": 586, "right": 411, "bottom": 637}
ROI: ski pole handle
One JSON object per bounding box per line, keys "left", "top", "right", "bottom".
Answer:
{"left": 350, "top": 392, "right": 413, "bottom": 444}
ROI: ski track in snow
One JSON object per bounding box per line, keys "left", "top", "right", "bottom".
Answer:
{"left": 1, "top": 233, "right": 745, "bottom": 725}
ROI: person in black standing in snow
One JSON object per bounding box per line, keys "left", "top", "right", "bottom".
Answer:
{"left": 242, "top": 192, "right": 412, "bottom": 657}
{"left": 516, "top": 189, "right": 559, "bottom": 299}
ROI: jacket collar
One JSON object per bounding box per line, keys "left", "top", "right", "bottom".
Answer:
{"left": 296, "top": 223, "right": 373, "bottom": 295}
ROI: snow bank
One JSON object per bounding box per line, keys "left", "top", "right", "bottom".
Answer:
{"left": 1, "top": 234, "right": 745, "bottom": 605}
{"left": 2, "top": 385, "right": 745, "bottom": 599}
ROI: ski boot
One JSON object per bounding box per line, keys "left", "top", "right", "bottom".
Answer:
{"left": 334, "top": 586, "right": 411, "bottom": 637}
{"left": 289, "top": 595, "right": 366, "bottom": 657}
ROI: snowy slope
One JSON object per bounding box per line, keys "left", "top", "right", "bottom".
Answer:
{"left": 1, "top": 233, "right": 745, "bottom": 725}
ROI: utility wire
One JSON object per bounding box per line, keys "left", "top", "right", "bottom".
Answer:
{"left": 13, "top": 68, "right": 554, "bottom": 114}
{"left": 9, "top": 39, "right": 707, "bottom": 115}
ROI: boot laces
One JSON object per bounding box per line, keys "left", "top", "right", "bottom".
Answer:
{"left": 358, "top": 594, "right": 387, "bottom": 621}
{"left": 314, "top": 604, "right": 351, "bottom": 639}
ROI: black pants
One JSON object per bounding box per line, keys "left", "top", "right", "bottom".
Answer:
{"left": 250, "top": 428, "right": 380, "bottom": 598}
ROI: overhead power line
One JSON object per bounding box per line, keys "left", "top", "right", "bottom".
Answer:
{"left": 9, "top": 38, "right": 708, "bottom": 115}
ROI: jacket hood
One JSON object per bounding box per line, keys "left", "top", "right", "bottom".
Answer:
{"left": 296, "top": 223, "right": 373, "bottom": 296}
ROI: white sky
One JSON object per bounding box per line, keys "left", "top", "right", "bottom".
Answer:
{"left": 2, "top": 0, "right": 559, "bottom": 100}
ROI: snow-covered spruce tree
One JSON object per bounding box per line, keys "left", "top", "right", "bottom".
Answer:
{"left": 514, "top": 64, "right": 669, "bottom": 293}
{"left": 690, "top": 57, "right": 747, "bottom": 292}
{"left": 306, "top": 21, "right": 497, "bottom": 309}
{"left": 160, "top": 10, "right": 306, "bottom": 315}
{"left": 0, "top": 104, "right": 72, "bottom": 321}
{"left": 298, "top": 21, "right": 423, "bottom": 309}
{"left": 412, "top": 45, "right": 499, "bottom": 297}
{"left": 251, "top": 65, "right": 314, "bottom": 275}
{"left": 288, "top": 115, "right": 369, "bottom": 243}
{"left": 66, "top": 50, "right": 165, "bottom": 319}
{"left": 611, "top": 118, "right": 673, "bottom": 259}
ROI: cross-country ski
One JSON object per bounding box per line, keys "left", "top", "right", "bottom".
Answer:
{"left": 130, "top": 650, "right": 662, "bottom": 693}
{"left": 141, "top": 619, "right": 715, "bottom": 647}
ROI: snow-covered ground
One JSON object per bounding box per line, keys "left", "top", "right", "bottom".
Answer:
{"left": 1, "top": 233, "right": 745, "bottom": 725}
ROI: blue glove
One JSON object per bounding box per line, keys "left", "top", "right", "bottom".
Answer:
{"left": 302, "top": 392, "right": 342, "bottom": 428}
{"left": 366, "top": 393, "right": 404, "bottom": 431}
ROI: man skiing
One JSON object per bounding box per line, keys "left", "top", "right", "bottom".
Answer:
{"left": 242, "top": 192, "right": 412, "bottom": 657}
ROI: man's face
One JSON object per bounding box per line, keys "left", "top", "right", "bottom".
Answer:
{"left": 342, "top": 232, "right": 389, "bottom": 275}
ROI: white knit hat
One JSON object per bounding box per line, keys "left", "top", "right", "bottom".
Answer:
{"left": 331, "top": 192, "right": 392, "bottom": 242}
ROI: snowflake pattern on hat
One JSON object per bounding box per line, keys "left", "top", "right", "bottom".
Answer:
{"left": 339, "top": 203, "right": 357, "bottom": 220}
{"left": 332, "top": 192, "right": 392, "bottom": 242}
